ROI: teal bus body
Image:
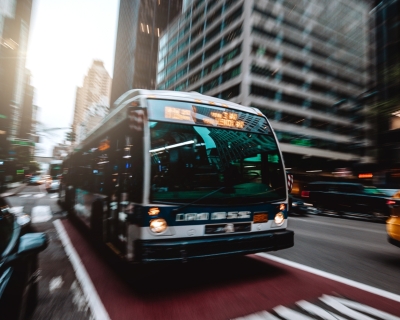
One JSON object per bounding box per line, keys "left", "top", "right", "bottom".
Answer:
{"left": 59, "top": 89, "right": 293, "bottom": 263}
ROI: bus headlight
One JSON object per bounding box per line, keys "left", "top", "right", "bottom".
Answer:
{"left": 274, "top": 212, "right": 285, "bottom": 226}
{"left": 150, "top": 218, "right": 167, "bottom": 233}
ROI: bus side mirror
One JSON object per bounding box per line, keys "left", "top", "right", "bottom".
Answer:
{"left": 18, "top": 233, "right": 48, "bottom": 255}
{"left": 287, "top": 173, "right": 293, "bottom": 194}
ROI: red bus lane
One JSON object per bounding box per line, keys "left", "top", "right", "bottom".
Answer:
{"left": 57, "top": 219, "right": 400, "bottom": 320}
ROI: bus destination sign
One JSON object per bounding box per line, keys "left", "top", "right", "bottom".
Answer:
{"left": 164, "top": 106, "right": 244, "bottom": 129}
{"left": 165, "top": 106, "right": 191, "bottom": 121}
{"left": 206, "top": 111, "right": 244, "bottom": 129}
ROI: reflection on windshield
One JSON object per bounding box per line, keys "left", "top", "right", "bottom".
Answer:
{"left": 149, "top": 122, "right": 286, "bottom": 205}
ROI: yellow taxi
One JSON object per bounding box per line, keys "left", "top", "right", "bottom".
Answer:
{"left": 387, "top": 190, "right": 400, "bottom": 248}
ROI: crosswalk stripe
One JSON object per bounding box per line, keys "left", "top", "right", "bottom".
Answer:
{"left": 9, "top": 206, "right": 24, "bottom": 214}
{"left": 296, "top": 300, "right": 347, "bottom": 320}
{"left": 34, "top": 193, "right": 46, "bottom": 198}
{"left": 325, "top": 296, "right": 400, "bottom": 320}
{"left": 19, "top": 194, "right": 30, "bottom": 197}
{"left": 236, "top": 295, "right": 400, "bottom": 320}
{"left": 31, "top": 206, "right": 52, "bottom": 223}
{"left": 273, "top": 305, "right": 314, "bottom": 320}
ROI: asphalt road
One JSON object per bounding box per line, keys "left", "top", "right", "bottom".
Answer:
{"left": 4, "top": 184, "right": 400, "bottom": 319}
{"left": 272, "top": 214, "right": 400, "bottom": 295}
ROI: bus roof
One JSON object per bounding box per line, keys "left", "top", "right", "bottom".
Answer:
{"left": 113, "top": 89, "right": 263, "bottom": 116}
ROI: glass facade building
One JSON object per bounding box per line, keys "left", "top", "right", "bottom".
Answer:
{"left": 157, "top": 0, "right": 374, "bottom": 170}
{"left": 0, "top": 0, "right": 33, "bottom": 142}
{"left": 110, "top": 0, "right": 183, "bottom": 108}
{"left": 374, "top": 0, "right": 400, "bottom": 169}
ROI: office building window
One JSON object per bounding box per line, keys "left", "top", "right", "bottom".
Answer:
{"left": 220, "top": 84, "right": 240, "bottom": 100}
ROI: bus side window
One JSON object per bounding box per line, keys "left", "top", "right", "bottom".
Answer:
{"left": 128, "top": 133, "right": 144, "bottom": 203}
{"left": 93, "top": 151, "right": 108, "bottom": 194}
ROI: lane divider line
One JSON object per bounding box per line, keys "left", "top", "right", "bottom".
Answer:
{"left": 257, "top": 253, "right": 400, "bottom": 303}
{"left": 53, "top": 219, "right": 110, "bottom": 320}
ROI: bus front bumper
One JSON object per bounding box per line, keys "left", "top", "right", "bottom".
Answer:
{"left": 134, "top": 230, "right": 294, "bottom": 263}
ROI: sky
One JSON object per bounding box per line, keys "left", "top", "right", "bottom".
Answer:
{"left": 26, "top": 0, "right": 120, "bottom": 156}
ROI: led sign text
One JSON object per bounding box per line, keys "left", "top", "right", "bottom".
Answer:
{"left": 165, "top": 106, "right": 191, "bottom": 121}
{"left": 164, "top": 106, "right": 245, "bottom": 129}
{"left": 207, "top": 111, "right": 244, "bottom": 129}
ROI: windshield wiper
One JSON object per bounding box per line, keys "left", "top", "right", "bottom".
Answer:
{"left": 171, "top": 187, "right": 226, "bottom": 214}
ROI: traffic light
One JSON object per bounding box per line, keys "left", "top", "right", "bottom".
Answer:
{"left": 66, "top": 130, "right": 76, "bottom": 142}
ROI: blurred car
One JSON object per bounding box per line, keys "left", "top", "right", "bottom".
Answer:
{"left": 29, "top": 175, "right": 52, "bottom": 186}
{"left": 300, "top": 181, "right": 398, "bottom": 220}
{"left": 288, "top": 196, "right": 310, "bottom": 215}
{"left": 0, "top": 196, "right": 48, "bottom": 319}
{"left": 387, "top": 190, "right": 400, "bottom": 248}
{"left": 42, "top": 175, "right": 52, "bottom": 186}
{"left": 46, "top": 178, "right": 60, "bottom": 193}
{"left": 28, "top": 175, "right": 42, "bottom": 185}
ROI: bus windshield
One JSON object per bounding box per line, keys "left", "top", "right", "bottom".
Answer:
{"left": 149, "top": 121, "right": 286, "bottom": 205}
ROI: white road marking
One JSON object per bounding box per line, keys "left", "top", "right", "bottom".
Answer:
{"left": 324, "top": 295, "right": 400, "bottom": 320}
{"left": 70, "top": 281, "right": 90, "bottom": 313}
{"left": 49, "top": 276, "right": 64, "bottom": 293}
{"left": 296, "top": 300, "right": 347, "bottom": 320}
{"left": 274, "top": 305, "right": 314, "bottom": 319}
{"left": 50, "top": 194, "right": 58, "bottom": 199}
{"left": 9, "top": 206, "right": 24, "bottom": 214}
{"left": 53, "top": 219, "right": 110, "bottom": 320}
{"left": 236, "top": 295, "right": 400, "bottom": 320}
{"left": 19, "top": 194, "right": 31, "bottom": 197}
{"left": 31, "top": 206, "right": 52, "bottom": 223}
{"left": 33, "top": 193, "right": 46, "bottom": 198}
{"left": 319, "top": 295, "right": 380, "bottom": 320}
{"left": 257, "top": 253, "right": 400, "bottom": 302}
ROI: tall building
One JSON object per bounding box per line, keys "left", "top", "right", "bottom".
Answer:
{"left": 72, "top": 60, "right": 112, "bottom": 144}
{"left": 52, "top": 142, "right": 70, "bottom": 160}
{"left": 0, "top": 0, "right": 34, "bottom": 185}
{"left": 0, "top": 0, "right": 32, "bottom": 150}
{"left": 157, "top": 0, "right": 374, "bottom": 173}
{"left": 80, "top": 97, "right": 109, "bottom": 141}
{"left": 0, "top": 0, "right": 33, "bottom": 141}
{"left": 109, "top": 0, "right": 183, "bottom": 108}
{"left": 374, "top": 1, "right": 400, "bottom": 167}
{"left": 18, "top": 69, "right": 34, "bottom": 139}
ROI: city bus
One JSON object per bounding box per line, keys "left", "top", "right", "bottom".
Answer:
{"left": 59, "top": 89, "right": 294, "bottom": 263}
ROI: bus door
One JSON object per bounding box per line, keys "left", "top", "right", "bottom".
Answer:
{"left": 110, "top": 104, "right": 145, "bottom": 256}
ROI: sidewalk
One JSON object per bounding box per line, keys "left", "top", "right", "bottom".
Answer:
{"left": 1, "top": 182, "right": 27, "bottom": 197}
